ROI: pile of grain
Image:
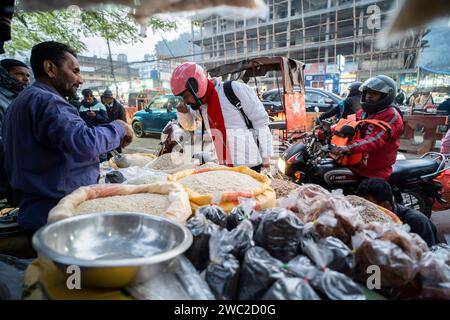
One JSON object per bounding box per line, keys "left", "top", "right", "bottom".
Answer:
{"left": 346, "top": 195, "right": 394, "bottom": 224}
{"left": 179, "top": 170, "right": 262, "bottom": 194}
{"left": 147, "top": 153, "right": 186, "bottom": 170}
{"left": 271, "top": 178, "right": 299, "bottom": 198}
{"left": 119, "top": 154, "right": 154, "bottom": 168}
{"left": 125, "top": 174, "right": 168, "bottom": 185}
{"left": 74, "top": 193, "right": 170, "bottom": 216}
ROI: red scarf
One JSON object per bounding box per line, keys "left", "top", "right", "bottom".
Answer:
{"left": 202, "top": 80, "right": 233, "bottom": 166}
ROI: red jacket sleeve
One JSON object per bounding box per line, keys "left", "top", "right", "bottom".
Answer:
{"left": 346, "top": 125, "right": 389, "bottom": 154}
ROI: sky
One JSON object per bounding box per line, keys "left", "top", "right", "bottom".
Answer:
{"left": 81, "top": 19, "right": 192, "bottom": 62}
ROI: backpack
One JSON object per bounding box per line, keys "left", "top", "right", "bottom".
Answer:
{"left": 330, "top": 118, "right": 392, "bottom": 166}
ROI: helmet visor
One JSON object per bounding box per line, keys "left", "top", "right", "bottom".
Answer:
{"left": 359, "top": 77, "right": 392, "bottom": 94}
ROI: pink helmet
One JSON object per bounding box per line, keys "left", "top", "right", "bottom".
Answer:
{"left": 170, "top": 62, "right": 208, "bottom": 97}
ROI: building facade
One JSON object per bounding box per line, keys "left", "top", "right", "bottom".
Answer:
{"left": 193, "top": 0, "right": 425, "bottom": 94}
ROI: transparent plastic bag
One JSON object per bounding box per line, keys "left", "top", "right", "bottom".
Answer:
{"left": 126, "top": 255, "right": 215, "bottom": 300}
{"left": 279, "top": 184, "right": 362, "bottom": 245}
{"left": 353, "top": 232, "right": 419, "bottom": 287}
{"left": 121, "top": 167, "right": 168, "bottom": 185}
{"left": 253, "top": 208, "right": 304, "bottom": 262}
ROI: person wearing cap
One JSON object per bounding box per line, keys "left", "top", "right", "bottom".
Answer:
{"left": 79, "top": 88, "right": 109, "bottom": 127}
{"left": 330, "top": 75, "right": 404, "bottom": 180}
{"left": 170, "top": 62, "right": 274, "bottom": 172}
{"left": 101, "top": 89, "right": 126, "bottom": 123}
{"left": 101, "top": 89, "right": 126, "bottom": 156}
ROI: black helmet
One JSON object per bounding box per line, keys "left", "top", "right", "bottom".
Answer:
{"left": 359, "top": 75, "right": 396, "bottom": 114}
{"left": 347, "top": 81, "right": 363, "bottom": 97}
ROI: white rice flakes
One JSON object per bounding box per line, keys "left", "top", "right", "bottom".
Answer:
{"left": 179, "top": 170, "right": 262, "bottom": 194}
{"left": 74, "top": 193, "right": 170, "bottom": 216}
{"left": 147, "top": 153, "right": 186, "bottom": 170}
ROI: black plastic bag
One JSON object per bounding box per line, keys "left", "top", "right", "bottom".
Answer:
{"left": 310, "top": 269, "right": 365, "bottom": 300}
{"left": 196, "top": 205, "right": 228, "bottom": 229}
{"left": 206, "top": 220, "right": 254, "bottom": 261}
{"left": 254, "top": 208, "right": 304, "bottom": 262}
{"left": 262, "top": 278, "right": 321, "bottom": 300}
{"left": 300, "top": 240, "right": 364, "bottom": 300}
{"left": 238, "top": 246, "right": 287, "bottom": 300}
{"left": 227, "top": 220, "right": 254, "bottom": 260}
{"left": 105, "top": 170, "right": 125, "bottom": 184}
{"left": 205, "top": 253, "right": 240, "bottom": 300}
{"left": 184, "top": 214, "right": 220, "bottom": 271}
{"left": 287, "top": 255, "right": 319, "bottom": 280}
{"left": 314, "top": 237, "right": 355, "bottom": 275}
{"left": 227, "top": 200, "right": 256, "bottom": 230}
{"left": 204, "top": 228, "right": 241, "bottom": 300}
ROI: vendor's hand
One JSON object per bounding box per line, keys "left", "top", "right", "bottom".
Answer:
{"left": 176, "top": 102, "right": 189, "bottom": 114}
{"left": 330, "top": 146, "right": 350, "bottom": 156}
{"left": 116, "top": 120, "right": 133, "bottom": 149}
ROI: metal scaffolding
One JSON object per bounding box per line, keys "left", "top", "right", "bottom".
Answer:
{"left": 192, "top": 0, "right": 425, "bottom": 87}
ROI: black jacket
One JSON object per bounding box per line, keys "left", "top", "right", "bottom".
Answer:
{"left": 394, "top": 204, "right": 438, "bottom": 247}
{"left": 105, "top": 99, "right": 126, "bottom": 122}
{"left": 319, "top": 95, "right": 362, "bottom": 120}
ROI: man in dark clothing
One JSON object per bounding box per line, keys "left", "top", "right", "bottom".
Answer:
{"left": 79, "top": 88, "right": 109, "bottom": 127}
{"left": 318, "top": 81, "right": 362, "bottom": 122}
{"left": 0, "top": 59, "right": 30, "bottom": 205}
{"left": 356, "top": 178, "right": 439, "bottom": 247}
{"left": 2, "top": 41, "right": 133, "bottom": 231}
{"left": 395, "top": 89, "right": 406, "bottom": 105}
{"left": 101, "top": 89, "right": 126, "bottom": 123}
{"left": 101, "top": 89, "right": 127, "bottom": 157}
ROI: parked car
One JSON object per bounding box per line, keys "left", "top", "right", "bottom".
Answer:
{"left": 132, "top": 94, "right": 182, "bottom": 137}
{"left": 261, "top": 87, "right": 343, "bottom": 114}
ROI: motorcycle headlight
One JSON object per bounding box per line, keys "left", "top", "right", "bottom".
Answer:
{"left": 277, "top": 158, "right": 286, "bottom": 175}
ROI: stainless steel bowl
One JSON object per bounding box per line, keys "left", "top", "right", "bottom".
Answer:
{"left": 32, "top": 212, "right": 193, "bottom": 289}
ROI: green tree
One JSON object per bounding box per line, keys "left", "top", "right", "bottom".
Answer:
{"left": 5, "top": 2, "right": 176, "bottom": 56}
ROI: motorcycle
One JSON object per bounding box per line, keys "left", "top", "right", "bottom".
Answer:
{"left": 276, "top": 119, "right": 447, "bottom": 217}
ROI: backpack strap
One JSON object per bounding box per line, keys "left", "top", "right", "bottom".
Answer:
{"left": 223, "top": 81, "right": 254, "bottom": 130}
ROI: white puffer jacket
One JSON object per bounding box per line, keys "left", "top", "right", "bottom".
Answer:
{"left": 177, "top": 80, "right": 274, "bottom": 167}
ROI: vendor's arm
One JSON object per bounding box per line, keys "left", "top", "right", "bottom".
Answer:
{"left": 36, "top": 99, "right": 126, "bottom": 162}
{"left": 234, "top": 81, "right": 274, "bottom": 160}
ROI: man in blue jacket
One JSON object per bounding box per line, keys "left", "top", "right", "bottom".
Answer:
{"left": 2, "top": 41, "right": 133, "bottom": 231}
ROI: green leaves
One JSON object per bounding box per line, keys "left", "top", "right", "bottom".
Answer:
{"left": 4, "top": 2, "right": 177, "bottom": 56}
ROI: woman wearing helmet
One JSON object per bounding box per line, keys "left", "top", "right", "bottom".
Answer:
{"left": 318, "top": 81, "right": 363, "bottom": 122}
{"left": 330, "top": 75, "right": 404, "bottom": 180}
{"left": 170, "top": 62, "right": 273, "bottom": 171}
